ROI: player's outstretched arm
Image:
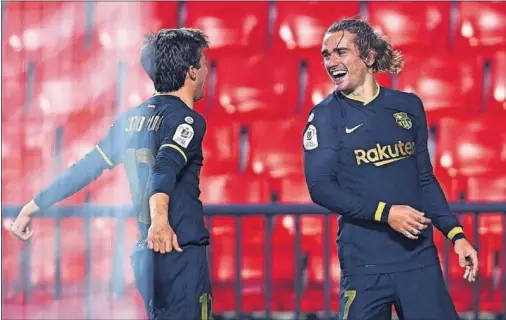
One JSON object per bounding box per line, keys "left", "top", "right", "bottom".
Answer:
{"left": 412, "top": 94, "right": 478, "bottom": 281}
{"left": 145, "top": 113, "right": 206, "bottom": 254}
{"left": 303, "top": 107, "right": 391, "bottom": 222}
{"left": 10, "top": 114, "right": 127, "bottom": 241}
{"left": 10, "top": 145, "right": 114, "bottom": 241}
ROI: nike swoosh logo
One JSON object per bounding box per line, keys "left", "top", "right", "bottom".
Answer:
{"left": 345, "top": 123, "right": 363, "bottom": 134}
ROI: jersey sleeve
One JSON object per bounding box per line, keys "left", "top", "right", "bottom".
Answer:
{"left": 412, "top": 93, "right": 465, "bottom": 243}
{"left": 33, "top": 113, "right": 129, "bottom": 209}
{"left": 147, "top": 113, "right": 206, "bottom": 197}
{"left": 303, "top": 106, "right": 391, "bottom": 222}
{"left": 95, "top": 112, "right": 130, "bottom": 168}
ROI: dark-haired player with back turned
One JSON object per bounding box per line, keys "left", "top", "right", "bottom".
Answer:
{"left": 303, "top": 19, "right": 479, "bottom": 320}
{"left": 10, "top": 28, "right": 213, "bottom": 320}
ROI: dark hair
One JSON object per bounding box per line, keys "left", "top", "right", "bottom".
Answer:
{"left": 140, "top": 28, "right": 209, "bottom": 92}
{"left": 326, "top": 19, "right": 404, "bottom": 74}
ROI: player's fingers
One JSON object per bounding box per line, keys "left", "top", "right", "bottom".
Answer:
{"left": 458, "top": 253, "right": 467, "bottom": 267}
{"left": 466, "top": 266, "right": 475, "bottom": 283}
{"left": 147, "top": 236, "right": 154, "bottom": 250}
{"left": 18, "top": 229, "right": 34, "bottom": 241}
{"left": 408, "top": 207, "right": 424, "bottom": 216}
{"left": 401, "top": 222, "right": 419, "bottom": 237}
{"left": 412, "top": 213, "right": 431, "bottom": 225}
{"left": 402, "top": 229, "right": 418, "bottom": 240}
{"left": 153, "top": 236, "right": 161, "bottom": 252}
{"left": 12, "top": 231, "right": 24, "bottom": 241}
{"left": 24, "top": 227, "right": 34, "bottom": 240}
{"left": 469, "top": 252, "right": 479, "bottom": 278}
{"left": 172, "top": 234, "right": 183, "bottom": 252}
{"left": 10, "top": 225, "right": 20, "bottom": 238}
{"left": 407, "top": 225, "right": 420, "bottom": 235}
{"left": 10, "top": 225, "right": 28, "bottom": 241}
{"left": 165, "top": 233, "right": 173, "bottom": 253}
{"left": 159, "top": 236, "right": 167, "bottom": 254}
{"left": 408, "top": 220, "right": 427, "bottom": 232}
{"left": 163, "top": 237, "right": 172, "bottom": 254}
{"left": 463, "top": 267, "right": 470, "bottom": 280}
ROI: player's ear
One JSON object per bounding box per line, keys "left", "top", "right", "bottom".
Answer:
{"left": 364, "top": 49, "right": 376, "bottom": 68}
{"left": 188, "top": 66, "right": 197, "bottom": 81}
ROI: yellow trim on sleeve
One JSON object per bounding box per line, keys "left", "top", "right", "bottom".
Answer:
{"left": 447, "top": 227, "right": 464, "bottom": 240}
{"left": 160, "top": 143, "right": 187, "bottom": 163}
{"left": 95, "top": 145, "right": 114, "bottom": 167}
{"left": 374, "top": 201, "right": 386, "bottom": 222}
{"left": 342, "top": 84, "right": 381, "bottom": 105}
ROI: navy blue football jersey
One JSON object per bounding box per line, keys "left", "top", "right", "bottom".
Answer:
{"left": 97, "top": 95, "right": 209, "bottom": 246}
{"left": 303, "top": 87, "right": 463, "bottom": 275}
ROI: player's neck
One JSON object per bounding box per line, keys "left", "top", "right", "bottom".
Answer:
{"left": 155, "top": 90, "right": 194, "bottom": 109}
{"left": 343, "top": 76, "right": 379, "bottom": 103}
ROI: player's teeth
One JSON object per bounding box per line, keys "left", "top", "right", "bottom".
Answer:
{"left": 332, "top": 70, "right": 347, "bottom": 77}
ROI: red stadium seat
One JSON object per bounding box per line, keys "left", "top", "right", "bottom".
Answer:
{"left": 1, "top": 218, "right": 26, "bottom": 285}
{"left": 272, "top": 1, "right": 360, "bottom": 53}
{"left": 397, "top": 52, "right": 484, "bottom": 121}
{"left": 207, "top": 51, "right": 300, "bottom": 122}
{"left": 448, "top": 175, "right": 506, "bottom": 313}
{"left": 453, "top": 2, "right": 506, "bottom": 54}
{"left": 2, "top": 2, "right": 23, "bottom": 53}
{"left": 2, "top": 123, "right": 26, "bottom": 204}
{"left": 2, "top": 2, "right": 26, "bottom": 121}
{"left": 436, "top": 115, "right": 506, "bottom": 178}
{"left": 12, "top": 120, "right": 59, "bottom": 203}
{"left": 200, "top": 173, "right": 271, "bottom": 205}
{"left": 248, "top": 117, "right": 306, "bottom": 179}
{"left": 183, "top": 1, "right": 269, "bottom": 53}
{"left": 487, "top": 51, "right": 506, "bottom": 114}
{"left": 199, "top": 173, "right": 271, "bottom": 312}
{"left": 118, "top": 61, "right": 154, "bottom": 112}
{"left": 88, "top": 168, "right": 132, "bottom": 205}
{"left": 273, "top": 174, "right": 338, "bottom": 311}
{"left": 150, "top": 2, "right": 179, "bottom": 29}
{"left": 202, "top": 120, "right": 242, "bottom": 175}
{"left": 434, "top": 116, "right": 505, "bottom": 313}
{"left": 367, "top": 2, "right": 451, "bottom": 50}
{"left": 1, "top": 2, "right": 79, "bottom": 121}
{"left": 16, "top": 1, "right": 43, "bottom": 63}
{"left": 92, "top": 2, "right": 162, "bottom": 57}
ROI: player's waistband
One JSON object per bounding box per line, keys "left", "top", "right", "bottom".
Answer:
{"left": 340, "top": 248, "right": 440, "bottom": 276}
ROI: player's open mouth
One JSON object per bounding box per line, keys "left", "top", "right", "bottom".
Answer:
{"left": 330, "top": 70, "right": 347, "bottom": 81}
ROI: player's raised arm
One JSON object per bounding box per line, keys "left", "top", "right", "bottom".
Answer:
{"left": 10, "top": 113, "right": 128, "bottom": 240}
{"left": 413, "top": 93, "right": 478, "bottom": 281}
{"left": 303, "top": 106, "right": 391, "bottom": 222}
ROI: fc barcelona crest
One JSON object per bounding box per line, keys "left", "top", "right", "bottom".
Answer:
{"left": 393, "top": 112, "right": 412, "bottom": 130}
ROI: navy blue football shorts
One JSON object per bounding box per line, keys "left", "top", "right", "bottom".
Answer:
{"left": 131, "top": 240, "right": 212, "bottom": 320}
{"left": 338, "top": 264, "right": 459, "bottom": 320}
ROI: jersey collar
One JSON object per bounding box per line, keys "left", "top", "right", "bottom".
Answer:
{"left": 339, "top": 84, "right": 381, "bottom": 106}
{"left": 147, "top": 94, "right": 187, "bottom": 106}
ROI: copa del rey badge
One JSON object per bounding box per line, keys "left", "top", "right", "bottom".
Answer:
{"left": 173, "top": 123, "right": 194, "bottom": 148}
{"left": 303, "top": 124, "right": 318, "bottom": 150}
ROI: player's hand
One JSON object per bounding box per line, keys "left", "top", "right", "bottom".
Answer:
{"left": 454, "top": 238, "right": 478, "bottom": 282}
{"left": 10, "top": 200, "right": 39, "bottom": 241}
{"left": 147, "top": 215, "right": 182, "bottom": 254}
{"left": 387, "top": 205, "right": 431, "bottom": 240}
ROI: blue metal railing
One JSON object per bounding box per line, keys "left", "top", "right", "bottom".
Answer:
{"left": 2, "top": 203, "right": 506, "bottom": 319}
